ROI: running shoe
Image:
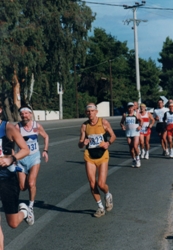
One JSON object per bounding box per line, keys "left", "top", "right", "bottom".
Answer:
{"left": 94, "top": 207, "right": 105, "bottom": 218}
{"left": 162, "top": 150, "right": 166, "bottom": 156}
{"left": 141, "top": 150, "right": 145, "bottom": 159}
{"left": 165, "top": 149, "right": 169, "bottom": 156}
{"left": 19, "top": 203, "right": 34, "bottom": 225}
{"left": 131, "top": 160, "right": 136, "bottom": 168}
{"left": 145, "top": 152, "right": 149, "bottom": 159}
{"left": 136, "top": 159, "right": 141, "bottom": 168}
{"left": 105, "top": 193, "right": 113, "bottom": 212}
{"left": 170, "top": 149, "right": 173, "bottom": 158}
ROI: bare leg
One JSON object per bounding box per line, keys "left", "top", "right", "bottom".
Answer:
{"left": 5, "top": 212, "right": 25, "bottom": 229}
{"left": 97, "top": 162, "right": 109, "bottom": 194}
{"left": 18, "top": 172, "right": 28, "bottom": 191}
{"left": 85, "top": 162, "right": 101, "bottom": 202}
{"left": 133, "top": 136, "right": 140, "bottom": 156}
{"left": 145, "top": 134, "right": 151, "bottom": 151}
{"left": 28, "top": 164, "right": 40, "bottom": 202}
{"left": 0, "top": 217, "right": 4, "bottom": 250}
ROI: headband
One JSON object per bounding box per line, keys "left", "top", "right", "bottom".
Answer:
{"left": 86, "top": 105, "right": 97, "bottom": 110}
{"left": 19, "top": 108, "right": 32, "bottom": 113}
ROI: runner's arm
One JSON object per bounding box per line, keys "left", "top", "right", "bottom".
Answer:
{"left": 78, "top": 124, "right": 89, "bottom": 148}
{"left": 163, "top": 112, "right": 167, "bottom": 122}
{"left": 102, "top": 119, "right": 116, "bottom": 146}
{"left": 137, "top": 113, "right": 143, "bottom": 130}
{"left": 148, "top": 112, "right": 155, "bottom": 128}
{"left": 120, "top": 114, "right": 126, "bottom": 130}
{"left": 0, "top": 123, "right": 30, "bottom": 167}
{"left": 38, "top": 123, "right": 49, "bottom": 162}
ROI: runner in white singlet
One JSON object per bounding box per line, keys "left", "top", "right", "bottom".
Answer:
{"left": 15, "top": 105, "right": 49, "bottom": 219}
{"left": 120, "top": 102, "right": 143, "bottom": 168}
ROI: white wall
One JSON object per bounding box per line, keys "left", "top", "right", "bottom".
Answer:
{"left": 97, "top": 102, "right": 110, "bottom": 117}
{"left": 33, "top": 110, "right": 59, "bottom": 121}
{"left": 33, "top": 102, "right": 110, "bottom": 121}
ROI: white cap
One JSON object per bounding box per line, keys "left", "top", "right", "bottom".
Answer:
{"left": 127, "top": 102, "right": 134, "bottom": 107}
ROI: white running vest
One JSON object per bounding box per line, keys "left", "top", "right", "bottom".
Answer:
{"left": 140, "top": 111, "right": 149, "bottom": 133}
{"left": 18, "top": 121, "right": 39, "bottom": 155}
{"left": 125, "top": 114, "right": 140, "bottom": 137}
{"left": 153, "top": 107, "right": 169, "bottom": 122}
{"left": 166, "top": 112, "right": 173, "bottom": 125}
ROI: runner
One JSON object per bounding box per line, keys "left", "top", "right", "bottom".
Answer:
{"left": 15, "top": 105, "right": 49, "bottom": 219}
{"left": 120, "top": 102, "right": 143, "bottom": 168}
{"left": 78, "top": 103, "right": 116, "bottom": 218}
{"left": 0, "top": 103, "right": 33, "bottom": 250}
{"left": 139, "top": 103, "right": 155, "bottom": 159}
{"left": 153, "top": 99, "right": 169, "bottom": 156}
{"left": 163, "top": 102, "right": 173, "bottom": 158}
{"left": 133, "top": 101, "right": 140, "bottom": 115}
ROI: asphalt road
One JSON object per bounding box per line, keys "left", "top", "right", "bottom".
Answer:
{"left": 1, "top": 117, "right": 173, "bottom": 250}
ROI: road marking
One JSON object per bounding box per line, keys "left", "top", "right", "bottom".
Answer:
{"left": 5, "top": 145, "right": 160, "bottom": 250}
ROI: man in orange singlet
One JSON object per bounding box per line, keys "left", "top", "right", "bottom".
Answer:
{"left": 78, "top": 103, "right": 116, "bottom": 218}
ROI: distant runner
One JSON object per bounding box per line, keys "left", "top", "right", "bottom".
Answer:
{"left": 153, "top": 99, "right": 169, "bottom": 156}
{"left": 139, "top": 103, "right": 155, "bottom": 159}
{"left": 163, "top": 102, "right": 173, "bottom": 158}
{"left": 120, "top": 102, "right": 143, "bottom": 168}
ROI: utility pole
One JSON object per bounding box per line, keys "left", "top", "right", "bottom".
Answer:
{"left": 74, "top": 64, "right": 79, "bottom": 118}
{"left": 57, "top": 82, "right": 63, "bottom": 119}
{"left": 109, "top": 60, "right": 114, "bottom": 116}
{"left": 123, "top": 1, "right": 147, "bottom": 105}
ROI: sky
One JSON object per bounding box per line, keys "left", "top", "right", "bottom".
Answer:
{"left": 84, "top": 0, "right": 173, "bottom": 66}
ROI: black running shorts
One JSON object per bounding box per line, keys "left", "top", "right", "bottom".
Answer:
{"left": 0, "top": 175, "right": 20, "bottom": 214}
{"left": 156, "top": 122, "right": 166, "bottom": 133}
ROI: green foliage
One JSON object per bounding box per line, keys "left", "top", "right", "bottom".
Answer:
{"left": 0, "top": 2, "right": 167, "bottom": 118}
{"left": 158, "top": 37, "right": 173, "bottom": 99}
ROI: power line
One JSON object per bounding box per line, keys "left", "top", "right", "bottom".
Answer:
{"left": 82, "top": 1, "right": 173, "bottom": 11}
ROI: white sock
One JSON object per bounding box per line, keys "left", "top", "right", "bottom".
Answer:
{"left": 97, "top": 200, "right": 104, "bottom": 209}
{"left": 136, "top": 155, "right": 140, "bottom": 160}
{"left": 20, "top": 209, "right": 27, "bottom": 219}
{"left": 29, "top": 201, "right": 34, "bottom": 209}
{"left": 105, "top": 192, "right": 110, "bottom": 199}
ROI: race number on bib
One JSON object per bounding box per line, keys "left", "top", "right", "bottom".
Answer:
{"left": 88, "top": 134, "right": 104, "bottom": 149}
{"left": 28, "top": 142, "right": 37, "bottom": 152}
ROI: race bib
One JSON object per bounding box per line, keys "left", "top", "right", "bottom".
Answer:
{"left": 88, "top": 134, "right": 104, "bottom": 149}
{"left": 140, "top": 127, "right": 147, "bottom": 133}
{"left": 27, "top": 141, "right": 38, "bottom": 152}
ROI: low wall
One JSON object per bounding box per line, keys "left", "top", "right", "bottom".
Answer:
{"left": 33, "top": 110, "right": 59, "bottom": 121}
{"left": 97, "top": 101, "right": 110, "bottom": 117}
{"left": 33, "top": 101, "right": 110, "bottom": 121}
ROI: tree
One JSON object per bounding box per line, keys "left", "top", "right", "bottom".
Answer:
{"left": 158, "top": 37, "right": 173, "bottom": 99}
{"left": 78, "top": 28, "right": 137, "bottom": 109}
{"left": 0, "top": 0, "right": 95, "bottom": 119}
